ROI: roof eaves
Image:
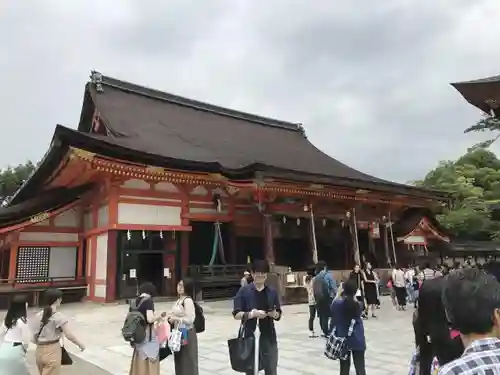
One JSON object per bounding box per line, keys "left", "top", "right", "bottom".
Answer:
{"left": 451, "top": 75, "right": 500, "bottom": 85}
{"left": 8, "top": 133, "right": 68, "bottom": 205}
{"left": 255, "top": 168, "right": 450, "bottom": 201}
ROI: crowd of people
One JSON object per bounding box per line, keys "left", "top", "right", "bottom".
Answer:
{"left": 0, "top": 278, "right": 202, "bottom": 375}
{"left": 411, "top": 261, "right": 500, "bottom": 374}
{"left": 1, "top": 258, "right": 499, "bottom": 375}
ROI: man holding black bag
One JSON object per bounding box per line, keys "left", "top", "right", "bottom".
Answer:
{"left": 230, "top": 260, "right": 282, "bottom": 375}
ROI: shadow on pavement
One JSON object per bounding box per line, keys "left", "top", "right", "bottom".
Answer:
{"left": 27, "top": 351, "right": 112, "bottom": 375}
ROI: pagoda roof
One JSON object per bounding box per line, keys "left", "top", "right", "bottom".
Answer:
{"left": 451, "top": 74, "right": 500, "bottom": 115}
{"left": 11, "top": 72, "right": 449, "bottom": 203}
{"left": 392, "top": 207, "right": 450, "bottom": 242}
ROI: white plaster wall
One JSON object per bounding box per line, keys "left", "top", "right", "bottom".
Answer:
{"left": 190, "top": 186, "right": 208, "bottom": 196}
{"left": 95, "top": 233, "right": 108, "bottom": 280}
{"left": 97, "top": 205, "right": 109, "bottom": 227}
{"left": 117, "top": 203, "right": 181, "bottom": 225}
{"left": 154, "top": 182, "right": 178, "bottom": 192}
{"left": 19, "top": 232, "right": 78, "bottom": 242}
{"left": 53, "top": 208, "right": 79, "bottom": 227}
{"left": 94, "top": 284, "right": 107, "bottom": 299}
{"left": 84, "top": 211, "right": 93, "bottom": 231}
{"left": 49, "top": 247, "right": 77, "bottom": 280}
{"left": 403, "top": 235, "right": 426, "bottom": 244}
{"left": 121, "top": 179, "right": 150, "bottom": 189}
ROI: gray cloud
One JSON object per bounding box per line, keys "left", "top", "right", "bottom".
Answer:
{"left": 0, "top": 0, "right": 499, "bottom": 183}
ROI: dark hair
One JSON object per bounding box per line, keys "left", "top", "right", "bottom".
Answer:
{"left": 305, "top": 267, "right": 315, "bottom": 282}
{"left": 251, "top": 259, "right": 270, "bottom": 273}
{"left": 181, "top": 277, "right": 195, "bottom": 297}
{"left": 443, "top": 267, "right": 500, "bottom": 335}
{"left": 41, "top": 289, "right": 63, "bottom": 326}
{"left": 138, "top": 282, "right": 157, "bottom": 297}
{"left": 424, "top": 262, "right": 431, "bottom": 269}
{"left": 341, "top": 280, "right": 361, "bottom": 320}
{"left": 415, "top": 278, "right": 464, "bottom": 374}
{"left": 316, "top": 260, "right": 327, "bottom": 271}
{"left": 4, "top": 294, "right": 28, "bottom": 329}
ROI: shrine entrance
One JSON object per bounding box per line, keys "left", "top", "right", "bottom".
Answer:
{"left": 116, "top": 230, "right": 179, "bottom": 299}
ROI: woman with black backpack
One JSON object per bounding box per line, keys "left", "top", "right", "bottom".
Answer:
{"left": 167, "top": 277, "right": 199, "bottom": 375}
{"left": 128, "top": 282, "right": 165, "bottom": 375}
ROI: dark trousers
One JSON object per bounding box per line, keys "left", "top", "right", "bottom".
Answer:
{"left": 308, "top": 304, "right": 317, "bottom": 331}
{"left": 246, "top": 338, "right": 278, "bottom": 375}
{"left": 316, "top": 299, "right": 332, "bottom": 336}
{"left": 340, "top": 350, "right": 366, "bottom": 375}
{"left": 395, "top": 286, "right": 407, "bottom": 306}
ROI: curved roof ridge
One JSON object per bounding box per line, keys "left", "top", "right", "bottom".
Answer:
{"left": 91, "top": 71, "right": 301, "bottom": 131}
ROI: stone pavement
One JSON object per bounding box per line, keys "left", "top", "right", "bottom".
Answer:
{"left": 26, "top": 350, "right": 112, "bottom": 375}
{"left": 47, "top": 296, "right": 415, "bottom": 375}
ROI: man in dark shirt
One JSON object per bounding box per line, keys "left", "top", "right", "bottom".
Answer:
{"left": 233, "top": 260, "right": 282, "bottom": 375}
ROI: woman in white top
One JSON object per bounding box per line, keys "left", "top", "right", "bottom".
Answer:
{"left": 0, "top": 295, "right": 31, "bottom": 375}
{"left": 392, "top": 266, "right": 407, "bottom": 311}
{"left": 304, "top": 269, "right": 317, "bottom": 337}
{"left": 168, "top": 278, "right": 199, "bottom": 375}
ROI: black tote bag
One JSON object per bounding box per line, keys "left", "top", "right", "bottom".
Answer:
{"left": 61, "top": 346, "right": 73, "bottom": 366}
{"left": 227, "top": 322, "right": 263, "bottom": 373}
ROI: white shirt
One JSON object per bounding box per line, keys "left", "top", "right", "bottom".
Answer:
{"left": 392, "top": 269, "right": 406, "bottom": 287}
{"left": 423, "top": 268, "right": 436, "bottom": 280}
{"left": 405, "top": 269, "right": 415, "bottom": 284}
{"left": 1, "top": 318, "right": 31, "bottom": 349}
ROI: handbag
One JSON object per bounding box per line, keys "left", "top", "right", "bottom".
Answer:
{"left": 159, "top": 346, "right": 171, "bottom": 361}
{"left": 324, "top": 319, "right": 356, "bottom": 361}
{"left": 156, "top": 322, "right": 170, "bottom": 344}
{"left": 168, "top": 324, "right": 182, "bottom": 353}
{"left": 61, "top": 345, "right": 73, "bottom": 366}
{"left": 227, "top": 322, "right": 264, "bottom": 373}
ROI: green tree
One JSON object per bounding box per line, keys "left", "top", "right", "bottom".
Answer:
{"left": 464, "top": 115, "right": 500, "bottom": 149}
{"left": 0, "top": 161, "right": 36, "bottom": 201}
{"left": 415, "top": 148, "right": 500, "bottom": 240}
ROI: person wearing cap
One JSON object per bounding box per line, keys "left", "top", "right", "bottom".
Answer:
{"left": 241, "top": 271, "right": 251, "bottom": 287}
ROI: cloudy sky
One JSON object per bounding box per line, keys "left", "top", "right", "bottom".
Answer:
{"left": 1, "top": 0, "right": 499, "bottom": 183}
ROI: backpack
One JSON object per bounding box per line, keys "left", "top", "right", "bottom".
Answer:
{"left": 122, "top": 298, "right": 148, "bottom": 344}
{"left": 182, "top": 298, "right": 205, "bottom": 333}
{"left": 312, "top": 274, "right": 330, "bottom": 302}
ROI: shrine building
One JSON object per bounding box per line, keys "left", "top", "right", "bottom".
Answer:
{"left": 0, "top": 71, "right": 451, "bottom": 304}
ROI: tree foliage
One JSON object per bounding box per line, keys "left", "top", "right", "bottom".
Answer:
{"left": 464, "top": 114, "right": 500, "bottom": 149}
{"left": 415, "top": 148, "right": 500, "bottom": 240}
{"left": 0, "top": 161, "right": 36, "bottom": 204}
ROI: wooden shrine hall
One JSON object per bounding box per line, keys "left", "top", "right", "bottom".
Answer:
{"left": 0, "top": 71, "right": 451, "bottom": 304}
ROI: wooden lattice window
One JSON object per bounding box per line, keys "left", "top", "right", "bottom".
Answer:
{"left": 16, "top": 247, "right": 50, "bottom": 283}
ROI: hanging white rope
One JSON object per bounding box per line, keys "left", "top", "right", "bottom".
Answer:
{"left": 388, "top": 212, "right": 397, "bottom": 265}
{"left": 310, "top": 204, "right": 318, "bottom": 264}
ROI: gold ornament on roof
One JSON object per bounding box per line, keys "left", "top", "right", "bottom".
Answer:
{"left": 69, "top": 147, "right": 96, "bottom": 161}
{"left": 146, "top": 166, "right": 165, "bottom": 174}
{"left": 30, "top": 212, "right": 49, "bottom": 224}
